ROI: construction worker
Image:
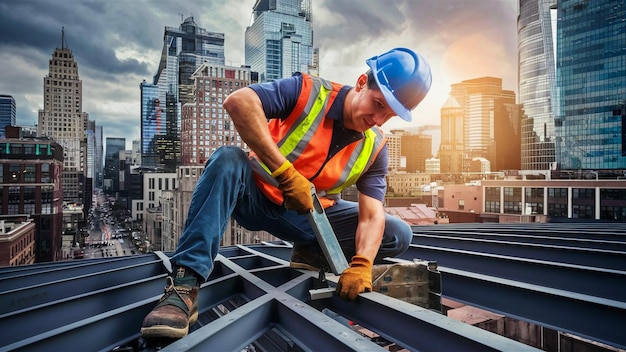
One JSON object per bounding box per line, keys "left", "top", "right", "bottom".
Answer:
{"left": 140, "top": 47, "right": 432, "bottom": 339}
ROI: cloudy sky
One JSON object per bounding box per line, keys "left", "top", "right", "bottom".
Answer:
{"left": 0, "top": 0, "right": 518, "bottom": 154}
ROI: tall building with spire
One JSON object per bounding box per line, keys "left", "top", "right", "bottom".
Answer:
{"left": 37, "top": 28, "right": 89, "bottom": 204}
{"left": 245, "top": 0, "right": 316, "bottom": 82}
{"left": 142, "top": 17, "right": 225, "bottom": 171}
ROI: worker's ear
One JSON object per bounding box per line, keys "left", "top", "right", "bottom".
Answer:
{"left": 356, "top": 74, "right": 368, "bottom": 91}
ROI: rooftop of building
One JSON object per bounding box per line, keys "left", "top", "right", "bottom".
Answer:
{"left": 1, "top": 222, "right": 624, "bottom": 351}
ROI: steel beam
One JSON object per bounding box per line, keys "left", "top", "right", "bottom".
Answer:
{"left": 410, "top": 234, "right": 626, "bottom": 270}
{"left": 1, "top": 223, "right": 625, "bottom": 351}
{"left": 440, "top": 267, "right": 626, "bottom": 350}
{"left": 325, "top": 292, "right": 541, "bottom": 351}
{"left": 401, "top": 245, "right": 626, "bottom": 301}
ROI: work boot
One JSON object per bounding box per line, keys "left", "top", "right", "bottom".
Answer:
{"left": 140, "top": 267, "right": 199, "bottom": 339}
{"left": 290, "top": 242, "right": 331, "bottom": 272}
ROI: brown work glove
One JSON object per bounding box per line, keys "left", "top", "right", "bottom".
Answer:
{"left": 274, "top": 163, "right": 313, "bottom": 214}
{"left": 336, "top": 255, "right": 373, "bottom": 301}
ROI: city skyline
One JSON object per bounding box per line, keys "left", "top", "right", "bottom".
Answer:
{"left": 0, "top": 0, "right": 519, "bottom": 151}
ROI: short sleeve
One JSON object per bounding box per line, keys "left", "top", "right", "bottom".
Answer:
{"left": 355, "top": 144, "right": 388, "bottom": 202}
{"left": 248, "top": 74, "right": 302, "bottom": 120}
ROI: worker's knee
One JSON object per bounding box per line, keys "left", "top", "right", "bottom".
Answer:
{"left": 384, "top": 216, "right": 412, "bottom": 254}
{"left": 208, "top": 146, "right": 247, "bottom": 166}
{"left": 200, "top": 147, "right": 250, "bottom": 183}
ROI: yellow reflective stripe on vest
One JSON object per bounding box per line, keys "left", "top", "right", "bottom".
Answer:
{"left": 325, "top": 128, "right": 379, "bottom": 195}
{"left": 278, "top": 82, "right": 331, "bottom": 158}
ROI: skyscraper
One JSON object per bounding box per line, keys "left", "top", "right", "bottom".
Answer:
{"left": 385, "top": 132, "right": 402, "bottom": 172}
{"left": 0, "top": 95, "right": 16, "bottom": 139}
{"left": 181, "top": 63, "right": 254, "bottom": 165}
{"left": 95, "top": 125, "right": 103, "bottom": 188}
{"left": 86, "top": 120, "right": 96, "bottom": 181}
{"left": 518, "top": 0, "right": 558, "bottom": 171}
{"left": 143, "top": 17, "right": 226, "bottom": 171}
{"left": 140, "top": 80, "right": 161, "bottom": 168}
{"left": 439, "top": 96, "right": 465, "bottom": 174}
{"left": 245, "top": 0, "right": 315, "bottom": 82}
{"left": 37, "top": 28, "right": 89, "bottom": 204}
{"left": 555, "top": 0, "right": 626, "bottom": 170}
{"left": 401, "top": 133, "right": 432, "bottom": 173}
{"left": 104, "top": 137, "right": 125, "bottom": 194}
{"left": 449, "top": 77, "right": 517, "bottom": 169}
{"left": 493, "top": 98, "right": 522, "bottom": 171}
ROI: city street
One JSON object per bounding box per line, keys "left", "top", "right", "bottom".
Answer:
{"left": 82, "top": 191, "right": 138, "bottom": 259}
{"left": 84, "top": 224, "right": 136, "bottom": 259}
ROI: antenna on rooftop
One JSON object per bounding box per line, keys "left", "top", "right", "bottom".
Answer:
{"left": 57, "top": 26, "right": 70, "bottom": 51}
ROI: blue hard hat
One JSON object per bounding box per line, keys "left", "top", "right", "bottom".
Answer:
{"left": 366, "top": 48, "right": 432, "bottom": 122}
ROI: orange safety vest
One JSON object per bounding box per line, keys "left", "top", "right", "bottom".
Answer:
{"left": 251, "top": 73, "right": 387, "bottom": 208}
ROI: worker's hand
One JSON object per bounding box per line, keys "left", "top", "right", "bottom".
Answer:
{"left": 274, "top": 162, "right": 313, "bottom": 214}
{"left": 336, "top": 255, "right": 373, "bottom": 300}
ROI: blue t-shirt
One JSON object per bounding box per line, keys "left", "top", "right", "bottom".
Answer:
{"left": 248, "top": 73, "right": 388, "bottom": 202}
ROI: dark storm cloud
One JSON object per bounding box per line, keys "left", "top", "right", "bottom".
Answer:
{"left": 0, "top": 0, "right": 256, "bottom": 148}
{"left": 316, "top": 0, "right": 406, "bottom": 41}
{"left": 0, "top": 0, "right": 151, "bottom": 78}
{"left": 315, "top": 0, "right": 517, "bottom": 54}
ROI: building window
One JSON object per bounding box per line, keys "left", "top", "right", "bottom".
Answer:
{"left": 9, "top": 164, "right": 20, "bottom": 182}
{"left": 572, "top": 204, "right": 593, "bottom": 219}
{"left": 8, "top": 186, "right": 20, "bottom": 214}
{"left": 485, "top": 187, "right": 501, "bottom": 197}
{"left": 548, "top": 188, "right": 567, "bottom": 199}
{"left": 504, "top": 201, "right": 522, "bottom": 214}
{"left": 548, "top": 203, "right": 567, "bottom": 217}
{"left": 485, "top": 200, "right": 500, "bottom": 213}
{"left": 600, "top": 206, "right": 625, "bottom": 221}
{"left": 572, "top": 188, "right": 594, "bottom": 200}
{"left": 24, "top": 165, "right": 36, "bottom": 182}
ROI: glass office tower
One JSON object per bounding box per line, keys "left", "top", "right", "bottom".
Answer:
{"left": 140, "top": 80, "right": 161, "bottom": 168}
{"left": 555, "top": 0, "right": 626, "bottom": 170}
{"left": 104, "top": 137, "right": 126, "bottom": 194}
{"left": 449, "top": 77, "right": 516, "bottom": 168}
{"left": 0, "top": 94, "right": 16, "bottom": 139}
{"left": 147, "top": 17, "right": 225, "bottom": 171}
{"left": 95, "top": 125, "right": 103, "bottom": 188}
{"left": 518, "top": 0, "right": 558, "bottom": 170}
{"left": 245, "top": 0, "right": 314, "bottom": 82}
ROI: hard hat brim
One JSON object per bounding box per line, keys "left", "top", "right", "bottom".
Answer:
{"left": 366, "top": 57, "right": 413, "bottom": 122}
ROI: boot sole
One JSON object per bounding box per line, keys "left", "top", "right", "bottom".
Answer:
{"left": 140, "top": 311, "right": 198, "bottom": 339}
{"left": 140, "top": 324, "right": 189, "bottom": 339}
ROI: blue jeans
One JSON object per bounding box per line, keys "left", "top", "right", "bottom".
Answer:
{"left": 170, "top": 147, "right": 412, "bottom": 280}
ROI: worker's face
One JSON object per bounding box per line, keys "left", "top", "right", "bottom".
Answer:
{"left": 345, "top": 74, "right": 396, "bottom": 132}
